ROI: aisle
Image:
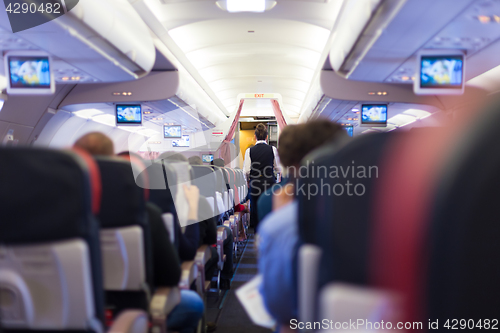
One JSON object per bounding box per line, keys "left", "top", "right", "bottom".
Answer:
{"left": 210, "top": 236, "right": 273, "bottom": 333}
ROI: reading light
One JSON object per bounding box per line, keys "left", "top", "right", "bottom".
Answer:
{"left": 478, "top": 15, "right": 491, "bottom": 24}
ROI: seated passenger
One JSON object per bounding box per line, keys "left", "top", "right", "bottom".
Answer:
{"left": 258, "top": 120, "right": 346, "bottom": 325}
{"left": 73, "top": 135, "right": 204, "bottom": 333}
{"left": 188, "top": 155, "right": 203, "bottom": 165}
{"left": 73, "top": 132, "right": 114, "bottom": 156}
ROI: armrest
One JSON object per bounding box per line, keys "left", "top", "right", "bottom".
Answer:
{"left": 229, "top": 215, "right": 238, "bottom": 240}
{"left": 195, "top": 245, "right": 212, "bottom": 294}
{"left": 179, "top": 261, "right": 198, "bottom": 290}
{"left": 217, "top": 226, "right": 227, "bottom": 270}
{"left": 298, "top": 244, "right": 322, "bottom": 324}
{"left": 196, "top": 244, "right": 212, "bottom": 265}
{"left": 149, "top": 287, "right": 181, "bottom": 333}
{"left": 108, "top": 310, "right": 148, "bottom": 333}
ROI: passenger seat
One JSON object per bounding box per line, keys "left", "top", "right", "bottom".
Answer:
{"left": 0, "top": 148, "right": 148, "bottom": 333}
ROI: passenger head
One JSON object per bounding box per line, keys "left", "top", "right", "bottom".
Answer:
{"left": 158, "top": 152, "right": 187, "bottom": 162}
{"left": 255, "top": 123, "right": 268, "bottom": 141}
{"left": 74, "top": 132, "right": 114, "bottom": 156}
{"left": 278, "top": 119, "right": 345, "bottom": 179}
{"left": 213, "top": 158, "right": 225, "bottom": 167}
{"left": 188, "top": 156, "right": 203, "bottom": 166}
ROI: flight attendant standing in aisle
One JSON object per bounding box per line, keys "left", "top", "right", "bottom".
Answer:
{"left": 243, "top": 123, "right": 281, "bottom": 230}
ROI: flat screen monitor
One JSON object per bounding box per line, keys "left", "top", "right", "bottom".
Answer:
{"left": 172, "top": 135, "right": 190, "bottom": 147}
{"left": 360, "top": 104, "right": 387, "bottom": 127}
{"left": 5, "top": 51, "right": 55, "bottom": 95}
{"left": 414, "top": 50, "right": 465, "bottom": 95}
{"left": 202, "top": 154, "right": 214, "bottom": 163}
{"left": 164, "top": 125, "right": 182, "bottom": 138}
{"left": 343, "top": 125, "right": 354, "bottom": 137}
{"left": 116, "top": 104, "right": 142, "bottom": 125}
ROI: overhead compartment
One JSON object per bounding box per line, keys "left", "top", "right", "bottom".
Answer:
{"left": 0, "top": 0, "right": 155, "bottom": 83}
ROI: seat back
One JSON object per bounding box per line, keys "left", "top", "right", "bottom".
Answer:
{"left": 0, "top": 148, "right": 105, "bottom": 332}
{"left": 141, "top": 162, "right": 180, "bottom": 246}
{"left": 225, "top": 168, "right": 238, "bottom": 207}
{"left": 234, "top": 169, "right": 242, "bottom": 203}
{"left": 425, "top": 99, "right": 500, "bottom": 322}
{"left": 163, "top": 161, "right": 192, "bottom": 226}
{"left": 297, "top": 133, "right": 395, "bottom": 321}
{"left": 95, "top": 157, "right": 152, "bottom": 312}
{"left": 191, "top": 165, "right": 217, "bottom": 217}
{"left": 212, "top": 166, "right": 229, "bottom": 213}
{"left": 221, "top": 168, "right": 233, "bottom": 211}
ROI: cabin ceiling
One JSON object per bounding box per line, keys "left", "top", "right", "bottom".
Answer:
{"left": 143, "top": 0, "right": 344, "bottom": 121}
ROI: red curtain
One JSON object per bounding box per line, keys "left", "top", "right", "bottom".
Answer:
{"left": 218, "top": 99, "right": 245, "bottom": 165}
{"left": 271, "top": 99, "right": 287, "bottom": 130}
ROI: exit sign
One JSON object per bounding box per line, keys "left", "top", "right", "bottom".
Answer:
{"left": 244, "top": 93, "right": 276, "bottom": 99}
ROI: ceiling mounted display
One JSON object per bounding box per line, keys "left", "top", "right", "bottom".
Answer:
{"left": 414, "top": 49, "right": 465, "bottom": 95}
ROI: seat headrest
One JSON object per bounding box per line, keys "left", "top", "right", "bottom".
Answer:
{"left": 142, "top": 162, "right": 177, "bottom": 213}
{"left": 191, "top": 166, "right": 216, "bottom": 198}
{"left": 0, "top": 147, "right": 100, "bottom": 245}
{"left": 95, "top": 157, "right": 146, "bottom": 229}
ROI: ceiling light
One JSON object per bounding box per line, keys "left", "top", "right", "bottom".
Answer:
{"left": 478, "top": 15, "right": 491, "bottom": 24}
{"left": 226, "top": 0, "right": 266, "bottom": 12}
{"left": 352, "top": 108, "right": 359, "bottom": 112}
{"left": 73, "top": 109, "right": 105, "bottom": 119}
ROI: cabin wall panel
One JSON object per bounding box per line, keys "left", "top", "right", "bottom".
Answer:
{"left": 0, "top": 122, "right": 34, "bottom": 145}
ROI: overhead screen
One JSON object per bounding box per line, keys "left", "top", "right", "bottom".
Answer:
{"left": 202, "top": 154, "right": 214, "bottom": 163}
{"left": 172, "top": 135, "right": 190, "bottom": 147}
{"left": 5, "top": 51, "right": 55, "bottom": 95}
{"left": 414, "top": 50, "right": 465, "bottom": 95}
{"left": 116, "top": 104, "right": 142, "bottom": 125}
{"left": 360, "top": 104, "right": 387, "bottom": 127}
{"left": 164, "top": 125, "right": 182, "bottom": 138}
